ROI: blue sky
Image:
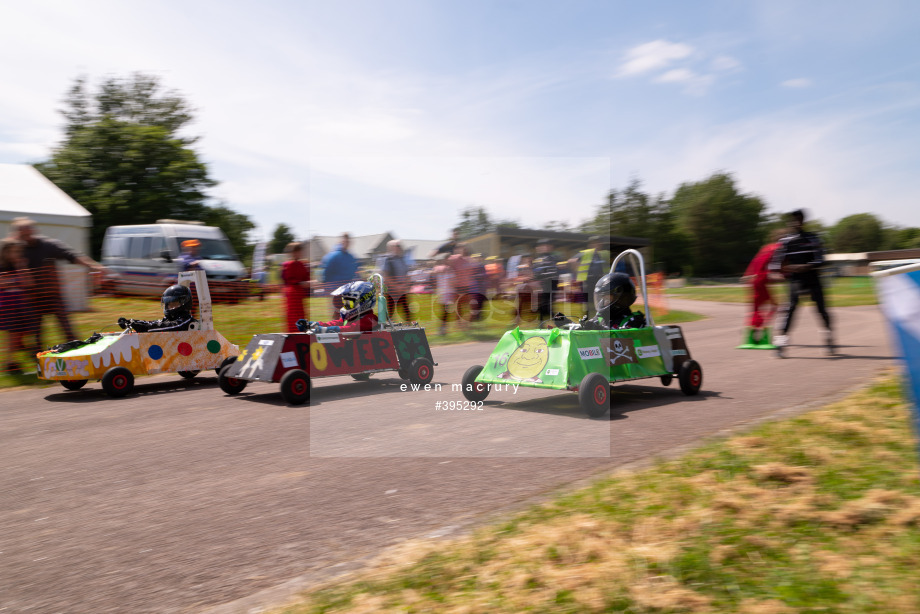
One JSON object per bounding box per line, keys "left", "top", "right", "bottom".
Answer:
{"left": 1, "top": 0, "right": 918, "bottom": 243}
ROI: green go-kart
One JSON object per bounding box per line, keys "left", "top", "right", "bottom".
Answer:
{"left": 460, "top": 249, "right": 703, "bottom": 418}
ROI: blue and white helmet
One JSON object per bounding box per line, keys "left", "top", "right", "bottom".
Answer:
{"left": 331, "top": 281, "right": 376, "bottom": 322}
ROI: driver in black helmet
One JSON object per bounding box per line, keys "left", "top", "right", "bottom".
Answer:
{"left": 555, "top": 272, "right": 646, "bottom": 330}
{"left": 118, "top": 284, "right": 198, "bottom": 332}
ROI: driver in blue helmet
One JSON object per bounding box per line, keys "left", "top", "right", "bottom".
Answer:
{"left": 118, "top": 284, "right": 198, "bottom": 332}
{"left": 554, "top": 272, "right": 646, "bottom": 330}
{"left": 296, "top": 280, "right": 378, "bottom": 333}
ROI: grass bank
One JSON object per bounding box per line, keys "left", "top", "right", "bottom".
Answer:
{"left": 276, "top": 374, "right": 920, "bottom": 613}
{"left": 668, "top": 277, "right": 878, "bottom": 307}
{"left": 0, "top": 293, "right": 702, "bottom": 388}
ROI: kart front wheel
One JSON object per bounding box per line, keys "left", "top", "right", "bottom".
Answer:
{"left": 408, "top": 357, "right": 434, "bottom": 387}
{"left": 178, "top": 370, "right": 200, "bottom": 379}
{"left": 351, "top": 373, "right": 371, "bottom": 381}
{"left": 678, "top": 360, "right": 703, "bottom": 396}
{"left": 219, "top": 360, "right": 248, "bottom": 395}
{"left": 280, "top": 369, "right": 311, "bottom": 405}
{"left": 461, "top": 365, "right": 490, "bottom": 402}
{"left": 60, "top": 379, "right": 88, "bottom": 391}
{"left": 660, "top": 374, "right": 673, "bottom": 387}
{"left": 579, "top": 372, "right": 611, "bottom": 419}
{"left": 101, "top": 367, "right": 134, "bottom": 398}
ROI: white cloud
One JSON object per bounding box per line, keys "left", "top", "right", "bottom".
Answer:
{"left": 782, "top": 78, "right": 813, "bottom": 88}
{"left": 618, "top": 40, "right": 694, "bottom": 76}
{"left": 710, "top": 55, "right": 742, "bottom": 72}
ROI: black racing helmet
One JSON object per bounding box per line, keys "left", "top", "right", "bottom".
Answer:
{"left": 594, "top": 272, "right": 636, "bottom": 323}
{"left": 162, "top": 284, "right": 193, "bottom": 319}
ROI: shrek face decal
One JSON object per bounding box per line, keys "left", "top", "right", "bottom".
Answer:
{"left": 505, "top": 336, "right": 549, "bottom": 381}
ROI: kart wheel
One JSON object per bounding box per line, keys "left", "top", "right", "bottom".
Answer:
{"left": 219, "top": 362, "right": 247, "bottom": 395}
{"left": 408, "top": 357, "right": 434, "bottom": 386}
{"left": 280, "top": 369, "right": 311, "bottom": 405}
{"left": 101, "top": 367, "right": 134, "bottom": 398}
{"left": 215, "top": 356, "right": 236, "bottom": 377}
{"left": 461, "top": 365, "right": 490, "bottom": 402}
{"left": 660, "top": 374, "right": 673, "bottom": 387}
{"left": 351, "top": 373, "right": 371, "bottom": 381}
{"left": 579, "top": 372, "right": 611, "bottom": 418}
{"left": 60, "top": 379, "right": 88, "bottom": 391}
{"left": 397, "top": 368, "right": 408, "bottom": 380}
{"left": 678, "top": 360, "right": 703, "bottom": 396}
{"left": 178, "top": 370, "right": 200, "bottom": 380}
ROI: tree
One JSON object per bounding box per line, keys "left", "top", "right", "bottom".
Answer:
{"left": 669, "top": 172, "right": 768, "bottom": 276}
{"left": 269, "top": 223, "right": 297, "bottom": 254}
{"left": 828, "top": 213, "right": 885, "bottom": 253}
{"left": 36, "top": 73, "right": 225, "bottom": 258}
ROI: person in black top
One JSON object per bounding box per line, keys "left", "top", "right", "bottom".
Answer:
{"left": 769, "top": 209, "right": 833, "bottom": 356}
{"left": 118, "top": 284, "right": 198, "bottom": 333}
{"left": 531, "top": 239, "right": 559, "bottom": 323}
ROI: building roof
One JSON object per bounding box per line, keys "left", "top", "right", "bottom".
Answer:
{"left": 0, "top": 164, "right": 91, "bottom": 226}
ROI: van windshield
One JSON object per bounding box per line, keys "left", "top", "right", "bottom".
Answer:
{"left": 178, "top": 237, "right": 238, "bottom": 261}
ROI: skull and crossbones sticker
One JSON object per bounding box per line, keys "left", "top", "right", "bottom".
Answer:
{"left": 599, "top": 337, "right": 636, "bottom": 365}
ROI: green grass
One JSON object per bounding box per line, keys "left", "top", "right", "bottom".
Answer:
{"left": 0, "top": 292, "right": 703, "bottom": 388}
{"left": 668, "top": 277, "right": 879, "bottom": 307}
{"left": 276, "top": 374, "right": 920, "bottom": 613}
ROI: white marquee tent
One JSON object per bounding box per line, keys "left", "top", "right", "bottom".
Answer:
{"left": 0, "top": 164, "right": 93, "bottom": 310}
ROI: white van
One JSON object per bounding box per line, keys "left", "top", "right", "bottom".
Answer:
{"left": 101, "top": 220, "right": 247, "bottom": 296}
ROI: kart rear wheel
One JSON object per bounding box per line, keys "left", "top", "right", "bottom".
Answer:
{"left": 408, "top": 357, "right": 434, "bottom": 386}
{"left": 351, "top": 373, "right": 371, "bottom": 381}
{"left": 660, "top": 374, "right": 673, "bottom": 387}
{"left": 60, "top": 379, "right": 88, "bottom": 391}
{"left": 678, "top": 360, "right": 703, "bottom": 396}
{"left": 178, "top": 370, "right": 200, "bottom": 379}
{"left": 280, "top": 369, "right": 311, "bottom": 405}
{"left": 215, "top": 356, "right": 236, "bottom": 377}
{"left": 579, "top": 372, "right": 611, "bottom": 419}
{"left": 461, "top": 365, "right": 490, "bottom": 402}
{"left": 101, "top": 367, "right": 134, "bottom": 398}
{"left": 219, "top": 360, "right": 248, "bottom": 395}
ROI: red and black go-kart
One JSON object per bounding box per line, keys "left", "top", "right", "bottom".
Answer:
{"left": 217, "top": 277, "right": 435, "bottom": 405}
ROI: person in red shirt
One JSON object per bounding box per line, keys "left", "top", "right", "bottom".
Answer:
{"left": 281, "top": 242, "right": 311, "bottom": 332}
{"left": 296, "top": 280, "right": 378, "bottom": 333}
{"left": 739, "top": 230, "right": 783, "bottom": 347}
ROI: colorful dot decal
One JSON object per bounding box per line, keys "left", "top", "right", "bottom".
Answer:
{"left": 206, "top": 340, "right": 221, "bottom": 354}
{"left": 177, "top": 342, "right": 193, "bottom": 356}
{"left": 148, "top": 345, "right": 163, "bottom": 360}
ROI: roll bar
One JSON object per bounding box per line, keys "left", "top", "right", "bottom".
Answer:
{"left": 609, "top": 249, "right": 654, "bottom": 327}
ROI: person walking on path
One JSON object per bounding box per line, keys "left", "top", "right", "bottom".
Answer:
{"left": 738, "top": 229, "right": 783, "bottom": 348}
{"left": 320, "top": 233, "right": 358, "bottom": 319}
{"left": 532, "top": 239, "right": 560, "bottom": 324}
{"left": 281, "top": 242, "right": 311, "bottom": 332}
{"left": 9, "top": 217, "right": 109, "bottom": 350}
{"left": 769, "top": 209, "right": 834, "bottom": 357}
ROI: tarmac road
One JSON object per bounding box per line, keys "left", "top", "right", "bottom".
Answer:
{"left": 0, "top": 299, "right": 895, "bottom": 613}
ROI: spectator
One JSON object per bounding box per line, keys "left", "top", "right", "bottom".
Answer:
{"left": 321, "top": 233, "right": 358, "bottom": 319}
{"left": 569, "top": 236, "right": 609, "bottom": 318}
{"left": 448, "top": 244, "right": 475, "bottom": 327}
{"left": 0, "top": 238, "right": 36, "bottom": 372}
{"left": 429, "top": 227, "right": 461, "bottom": 259}
{"left": 484, "top": 256, "right": 505, "bottom": 297}
{"left": 281, "top": 242, "right": 311, "bottom": 332}
{"left": 9, "top": 217, "right": 110, "bottom": 350}
{"left": 470, "top": 253, "right": 488, "bottom": 321}
{"left": 380, "top": 239, "right": 412, "bottom": 322}
{"left": 512, "top": 256, "right": 539, "bottom": 326}
{"left": 179, "top": 239, "right": 203, "bottom": 271}
{"left": 532, "top": 239, "right": 560, "bottom": 324}
{"left": 431, "top": 257, "right": 456, "bottom": 336}
{"left": 769, "top": 209, "right": 834, "bottom": 357}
